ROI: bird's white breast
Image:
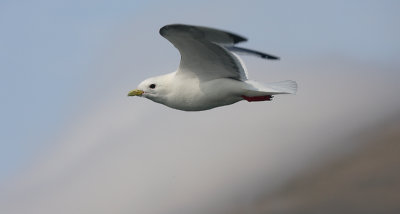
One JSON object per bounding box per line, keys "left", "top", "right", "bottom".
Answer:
{"left": 164, "top": 74, "right": 244, "bottom": 111}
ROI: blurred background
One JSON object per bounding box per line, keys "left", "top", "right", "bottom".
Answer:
{"left": 1, "top": 0, "right": 399, "bottom": 213}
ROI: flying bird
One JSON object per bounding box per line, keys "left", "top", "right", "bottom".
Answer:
{"left": 128, "top": 24, "right": 297, "bottom": 111}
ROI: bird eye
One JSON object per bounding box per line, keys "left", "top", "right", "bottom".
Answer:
{"left": 149, "top": 84, "right": 156, "bottom": 89}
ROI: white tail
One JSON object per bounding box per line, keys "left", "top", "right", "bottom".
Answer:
{"left": 267, "top": 80, "right": 298, "bottom": 94}
{"left": 243, "top": 80, "right": 298, "bottom": 97}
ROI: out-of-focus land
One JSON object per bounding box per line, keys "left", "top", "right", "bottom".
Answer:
{"left": 242, "top": 114, "right": 400, "bottom": 214}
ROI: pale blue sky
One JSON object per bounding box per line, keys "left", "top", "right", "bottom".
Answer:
{"left": 1, "top": 0, "right": 147, "bottom": 178}
{"left": 1, "top": 0, "right": 399, "bottom": 205}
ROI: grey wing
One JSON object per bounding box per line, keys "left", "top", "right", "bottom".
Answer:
{"left": 159, "top": 24, "right": 248, "bottom": 81}
{"left": 160, "top": 24, "right": 248, "bottom": 45}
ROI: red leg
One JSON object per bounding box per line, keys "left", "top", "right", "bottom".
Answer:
{"left": 242, "top": 95, "right": 273, "bottom": 102}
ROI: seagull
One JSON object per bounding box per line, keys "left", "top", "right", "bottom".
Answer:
{"left": 128, "top": 24, "right": 297, "bottom": 111}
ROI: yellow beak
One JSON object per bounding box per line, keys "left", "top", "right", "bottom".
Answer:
{"left": 127, "top": 89, "right": 144, "bottom": 96}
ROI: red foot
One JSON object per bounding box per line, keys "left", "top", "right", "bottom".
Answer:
{"left": 242, "top": 95, "right": 273, "bottom": 102}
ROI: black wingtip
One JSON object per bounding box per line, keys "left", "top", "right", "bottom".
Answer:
{"left": 159, "top": 24, "right": 183, "bottom": 36}
{"left": 229, "top": 46, "right": 280, "bottom": 60}
{"left": 227, "top": 32, "right": 248, "bottom": 44}
{"left": 259, "top": 52, "right": 280, "bottom": 60}
{"left": 262, "top": 55, "right": 280, "bottom": 60}
{"left": 159, "top": 26, "right": 167, "bottom": 36}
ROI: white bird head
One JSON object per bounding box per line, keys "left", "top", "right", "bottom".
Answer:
{"left": 128, "top": 74, "right": 172, "bottom": 104}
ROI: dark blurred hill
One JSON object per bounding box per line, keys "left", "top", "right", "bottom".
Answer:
{"left": 242, "top": 115, "right": 400, "bottom": 214}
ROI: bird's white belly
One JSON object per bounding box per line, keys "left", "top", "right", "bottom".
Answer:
{"left": 164, "top": 78, "right": 244, "bottom": 111}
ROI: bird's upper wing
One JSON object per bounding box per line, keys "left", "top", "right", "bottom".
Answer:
{"left": 159, "top": 24, "right": 249, "bottom": 81}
